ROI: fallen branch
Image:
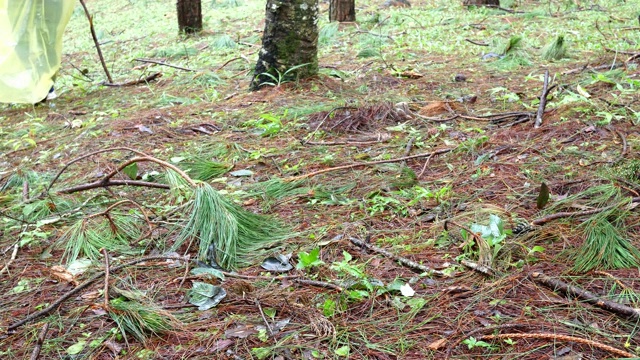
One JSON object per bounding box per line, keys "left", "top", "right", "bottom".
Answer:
{"left": 102, "top": 249, "right": 110, "bottom": 309}
{"left": 530, "top": 272, "right": 640, "bottom": 320}
{"left": 286, "top": 148, "right": 453, "bottom": 182}
{"left": 134, "top": 58, "right": 195, "bottom": 72}
{"left": 47, "top": 147, "right": 153, "bottom": 192}
{"left": 79, "top": 0, "right": 113, "bottom": 83}
{"left": 460, "top": 259, "right": 495, "bottom": 276}
{"left": 530, "top": 195, "right": 640, "bottom": 226}
{"left": 7, "top": 255, "right": 189, "bottom": 331}
{"left": 255, "top": 300, "right": 273, "bottom": 336}
{"left": 102, "top": 72, "right": 162, "bottom": 87}
{"left": 534, "top": 70, "right": 551, "bottom": 128}
{"left": 464, "top": 38, "right": 489, "bottom": 46}
{"left": 349, "top": 237, "right": 450, "bottom": 277}
{"left": 479, "top": 333, "right": 635, "bottom": 359}
{"left": 57, "top": 179, "right": 170, "bottom": 194}
{"left": 0, "top": 243, "right": 19, "bottom": 275}
{"left": 29, "top": 322, "right": 49, "bottom": 360}
{"left": 445, "top": 323, "right": 530, "bottom": 358}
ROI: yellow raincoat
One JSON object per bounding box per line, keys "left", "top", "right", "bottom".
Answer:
{"left": 0, "top": 0, "right": 75, "bottom": 104}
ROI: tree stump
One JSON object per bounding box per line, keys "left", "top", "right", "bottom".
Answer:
{"left": 177, "top": 0, "right": 202, "bottom": 34}
{"left": 329, "top": 0, "right": 355, "bottom": 22}
{"left": 251, "top": 0, "right": 319, "bottom": 90}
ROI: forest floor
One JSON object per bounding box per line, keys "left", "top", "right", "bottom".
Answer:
{"left": 1, "top": 0, "right": 640, "bottom": 359}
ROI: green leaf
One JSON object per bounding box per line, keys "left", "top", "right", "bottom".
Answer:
{"left": 66, "top": 340, "right": 87, "bottom": 355}
{"left": 123, "top": 163, "right": 138, "bottom": 180}
{"left": 536, "top": 182, "right": 550, "bottom": 209}
{"left": 297, "top": 248, "right": 324, "bottom": 269}
{"left": 334, "top": 345, "right": 350, "bottom": 357}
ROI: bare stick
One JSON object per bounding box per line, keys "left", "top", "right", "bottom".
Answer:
{"left": 255, "top": 300, "right": 273, "bottom": 336}
{"left": 479, "top": 333, "right": 635, "bottom": 358}
{"left": 102, "top": 72, "right": 162, "bottom": 87}
{"left": 29, "top": 322, "right": 49, "bottom": 360}
{"left": 47, "top": 147, "right": 153, "bottom": 192}
{"left": 445, "top": 323, "right": 530, "bottom": 358}
{"left": 464, "top": 38, "right": 489, "bottom": 46}
{"left": 286, "top": 148, "right": 453, "bottom": 182}
{"left": 534, "top": 70, "right": 550, "bottom": 128}
{"left": 102, "top": 249, "right": 110, "bottom": 309}
{"left": 87, "top": 199, "right": 152, "bottom": 233}
{"left": 349, "top": 237, "right": 450, "bottom": 277}
{"left": 0, "top": 244, "right": 19, "bottom": 275}
{"left": 102, "top": 156, "right": 197, "bottom": 187}
{"left": 177, "top": 255, "right": 191, "bottom": 291}
{"left": 58, "top": 179, "right": 171, "bottom": 194}
{"left": 531, "top": 272, "right": 640, "bottom": 320}
{"left": 8, "top": 255, "right": 189, "bottom": 331}
{"left": 78, "top": 0, "right": 113, "bottom": 83}
{"left": 134, "top": 58, "right": 194, "bottom": 72}
{"left": 460, "top": 259, "right": 495, "bottom": 276}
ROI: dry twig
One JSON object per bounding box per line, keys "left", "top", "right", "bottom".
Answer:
{"left": 534, "top": 70, "right": 551, "bottom": 128}
{"left": 349, "top": 237, "right": 450, "bottom": 277}
{"left": 286, "top": 148, "right": 453, "bottom": 182}
{"left": 531, "top": 272, "right": 640, "bottom": 320}
{"left": 134, "top": 58, "right": 195, "bottom": 72}
{"left": 29, "top": 323, "right": 49, "bottom": 360}
{"left": 8, "top": 255, "right": 189, "bottom": 331}
{"left": 79, "top": 0, "right": 113, "bottom": 83}
{"left": 480, "top": 333, "right": 635, "bottom": 358}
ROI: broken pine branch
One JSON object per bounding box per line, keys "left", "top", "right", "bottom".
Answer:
{"left": 479, "top": 333, "right": 635, "bottom": 359}
{"left": 349, "top": 237, "right": 451, "bottom": 277}
{"left": 530, "top": 272, "right": 640, "bottom": 321}
{"left": 534, "top": 69, "right": 551, "bottom": 128}
{"left": 286, "top": 148, "right": 454, "bottom": 182}
{"left": 8, "top": 255, "right": 190, "bottom": 331}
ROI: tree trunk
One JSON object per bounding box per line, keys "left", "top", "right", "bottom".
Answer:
{"left": 177, "top": 0, "right": 202, "bottom": 34}
{"left": 251, "top": 0, "right": 319, "bottom": 90}
{"left": 463, "top": 0, "right": 500, "bottom": 6}
{"left": 329, "top": 0, "right": 355, "bottom": 22}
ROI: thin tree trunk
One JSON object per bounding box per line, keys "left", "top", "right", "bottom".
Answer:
{"left": 177, "top": 0, "right": 202, "bottom": 34}
{"left": 329, "top": 0, "right": 355, "bottom": 22}
{"left": 251, "top": 0, "right": 319, "bottom": 90}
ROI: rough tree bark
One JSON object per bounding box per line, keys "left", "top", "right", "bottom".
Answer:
{"left": 251, "top": 0, "right": 319, "bottom": 90}
{"left": 177, "top": 0, "right": 202, "bottom": 34}
{"left": 329, "top": 0, "right": 355, "bottom": 22}
{"left": 463, "top": 0, "right": 500, "bottom": 6}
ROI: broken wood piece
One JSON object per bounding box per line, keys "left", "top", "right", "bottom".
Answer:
{"left": 531, "top": 272, "right": 640, "bottom": 320}
{"left": 479, "top": 333, "right": 635, "bottom": 359}
{"left": 102, "top": 72, "right": 162, "bottom": 87}
{"left": 29, "top": 322, "right": 49, "bottom": 360}
{"left": 8, "top": 255, "right": 190, "bottom": 331}
{"left": 134, "top": 58, "right": 195, "bottom": 72}
{"left": 349, "top": 237, "right": 450, "bottom": 277}
{"left": 460, "top": 259, "right": 495, "bottom": 276}
{"left": 286, "top": 148, "right": 453, "bottom": 182}
{"left": 534, "top": 69, "right": 550, "bottom": 128}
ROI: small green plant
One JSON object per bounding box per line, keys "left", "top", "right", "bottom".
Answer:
{"left": 244, "top": 111, "right": 286, "bottom": 137}
{"left": 297, "top": 248, "right": 325, "bottom": 269}
{"left": 462, "top": 336, "right": 495, "bottom": 350}
{"left": 258, "top": 63, "right": 311, "bottom": 87}
{"left": 367, "top": 194, "right": 405, "bottom": 216}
